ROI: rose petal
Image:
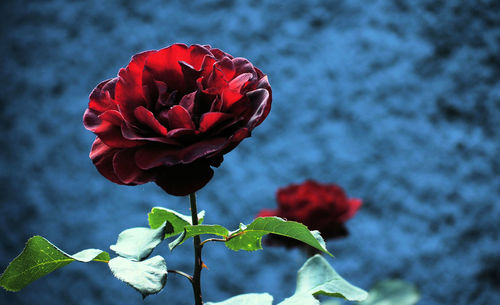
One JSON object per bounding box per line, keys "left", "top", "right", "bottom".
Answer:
{"left": 134, "top": 106, "right": 168, "bottom": 136}
{"left": 166, "top": 105, "right": 195, "bottom": 130}
{"left": 199, "top": 112, "right": 233, "bottom": 133}
{"left": 256, "top": 209, "right": 278, "bottom": 218}
{"left": 121, "top": 122, "right": 181, "bottom": 146}
{"left": 221, "top": 88, "right": 243, "bottom": 111}
{"left": 180, "top": 61, "right": 202, "bottom": 92}
{"left": 209, "top": 116, "right": 244, "bottom": 136}
{"left": 86, "top": 110, "right": 141, "bottom": 148}
{"left": 88, "top": 78, "right": 118, "bottom": 113}
{"left": 209, "top": 96, "right": 223, "bottom": 112}
{"left": 233, "top": 58, "right": 257, "bottom": 78}
{"left": 115, "top": 50, "right": 155, "bottom": 122}
{"left": 154, "top": 160, "right": 214, "bottom": 196}
{"left": 217, "top": 128, "right": 250, "bottom": 155}
{"left": 112, "top": 149, "right": 154, "bottom": 185}
{"left": 166, "top": 128, "right": 198, "bottom": 139}
{"left": 178, "top": 91, "right": 197, "bottom": 115}
{"left": 154, "top": 81, "right": 169, "bottom": 108}
{"left": 143, "top": 44, "right": 190, "bottom": 92}
{"left": 135, "top": 137, "right": 228, "bottom": 169}
{"left": 209, "top": 48, "right": 233, "bottom": 60}
{"left": 201, "top": 57, "right": 235, "bottom": 94}
{"left": 229, "top": 72, "right": 253, "bottom": 90}
{"left": 246, "top": 88, "right": 271, "bottom": 129}
{"left": 83, "top": 109, "right": 101, "bottom": 132}
{"left": 156, "top": 90, "right": 179, "bottom": 122}
{"left": 338, "top": 198, "right": 362, "bottom": 222}
{"left": 199, "top": 55, "right": 217, "bottom": 79}
{"left": 176, "top": 46, "right": 213, "bottom": 92}
{"left": 89, "top": 138, "right": 122, "bottom": 184}
{"left": 256, "top": 74, "right": 272, "bottom": 91}
{"left": 186, "top": 45, "right": 214, "bottom": 69}
{"left": 220, "top": 73, "right": 253, "bottom": 110}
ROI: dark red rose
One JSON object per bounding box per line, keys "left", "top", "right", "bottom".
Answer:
{"left": 84, "top": 44, "right": 271, "bottom": 196}
{"left": 257, "top": 180, "right": 361, "bottom": 247}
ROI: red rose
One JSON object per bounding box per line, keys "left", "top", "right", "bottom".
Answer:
{"left": 257, "top": 180, "right": 361, "bottom": 247}
{"left": 84, "top": 44, "right": 271, "bottom": 196}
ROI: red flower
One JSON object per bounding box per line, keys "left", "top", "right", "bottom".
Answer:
{"left": 257, "top": 180, "right": 361, "bottom": 247}
{"left": 84, "top": 44, "right": 271, "bottom": 196}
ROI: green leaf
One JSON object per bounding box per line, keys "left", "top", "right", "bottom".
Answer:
{"left": 108, "top": 255, "right": 167, "bottom": 298}
{"left": 0, "top": 236, "right": 109, "bottom": 292}
{"left": 110, "top": 222, "right": 167, "bottom": 261}
{"left": 205, "top": 293, "right": 274, "bottom": 305}
{"left": 319, "top": 301, "right": 342, "bottom": 305}
{"left": 278, "top": 293, "right": 320, "bottom": 305}
{"left": 294, "top": 255, "right": 368, "bottom": 302}
{"left": 310, "top": 230, "right": 327, "bottom": 252}
{"left": 225, "top": 217, "right": 332, "bottom": 255}
{"left": 169, "top": 225, "right": 229, "bottom": 250}
{"left": 358, "top": 279, "right": 420, "bottom": 305}
{"left": 148, "top": 207, "right": 205, "bottom": 238}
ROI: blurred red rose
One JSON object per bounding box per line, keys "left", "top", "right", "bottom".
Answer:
{"left": 84, "top": 43, "right": 271, "bottom": 196}
{"left": 257, "top": 180, "right": 362, "bottom": 247}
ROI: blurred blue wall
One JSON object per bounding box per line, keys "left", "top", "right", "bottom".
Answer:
{"left": 1, "top": 1, "right": 499, "bottom": 304}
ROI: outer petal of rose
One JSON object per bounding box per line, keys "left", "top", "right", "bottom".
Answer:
{"left": 83, "top": 108, "right": 102, "bottom": 132}
{"left": 84, "top": 109, "right": 142, "bottom": 148}
{"left": 232, "top": 58, "right": 257, "bottom": 78}
{"left": 89, "top": 138, "right": 122, "bottom": 184}
{"left": 208, "top": 115, "right": 244, "bottom": 136}
{"left": 98, "top": 110, "right": 142, "bottom": 148}
{"left": 154, "top": 160, "right": 215, "bottom": 196}
{"left": 112, "top": 149, "right": 154, "bottom": 185}
{"left": 135, "top": 137, "right": 229, "bottom": 169}
{"left": 338, "top": 198, "right": 362, "bottom": 222}
{"left": 121, "top": 122, "right": 181, "bottom": 146}
{"left": 134, "top": 106, "right": 168, "bottom": 136}
{"left": 166, "top": 105, "right": 195, "bottom": 130}
{"left": 198, "top": 112, "right": 233, "bottom": 133}
{"left": 246, "top": 88, "right": 271, "bottom": 129}
{"left": 115, "top": 50, "right": 155, "bottom": 122}
{"left": 215, "top": 128, "right": 250, "bottom": 157}
{"left": 166, "top": 128, "right": 198, "bottom": 140}
{"left": 240, "top": 74, "right": 272, "bottom": 123}
{"left": 208, "top": 48, "right": 233, "bottom": 60}
{"left": 88, "top": 78, "right": 118, "bottom": 113}
{"left": 226, "top": 84, "right": 269, "bottom": 123}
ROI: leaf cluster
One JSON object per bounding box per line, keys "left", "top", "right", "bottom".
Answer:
{"left": 0, "top": 207, "right": 372, "bottom": 303}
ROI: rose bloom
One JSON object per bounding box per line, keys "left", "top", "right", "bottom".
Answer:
{"left": 84, "top": 44, "right": 271, "bottom": 196}
{"left": 257, "top": 180, "right": 362, "bottom": 247}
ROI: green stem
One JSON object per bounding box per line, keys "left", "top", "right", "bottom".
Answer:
{"left": 190, "top": 193, "right": 203, "bottom": 305}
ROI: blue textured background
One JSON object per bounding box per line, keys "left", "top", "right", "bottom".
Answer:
{"left": 1, "top": 1, "right": 499, "bottom": 304}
